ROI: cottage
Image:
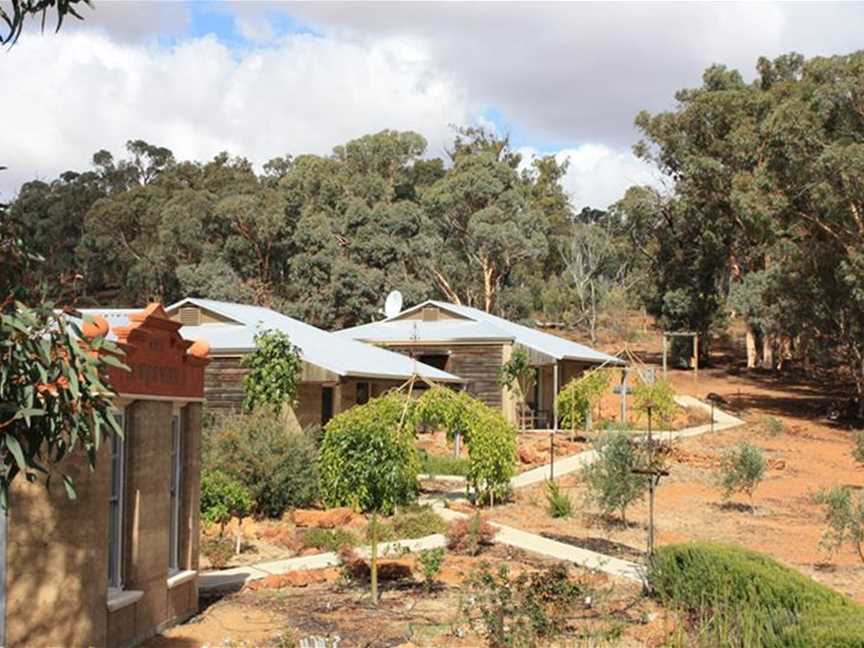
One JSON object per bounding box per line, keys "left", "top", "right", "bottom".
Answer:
{"left": 2, "top": 304, "right": 208, "bottom": 648}
{"left": 337, "top": 300, "right": 626, "bottom": 430}
{"left": 162, "top": 298, "right": 462, "bottom": 427}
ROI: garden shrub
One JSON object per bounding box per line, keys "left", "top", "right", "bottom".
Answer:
{"left": 204, "top": 409, "right": 320, "bottom": 517}
{"left": 718, "top": 442, "right": 765, "bottom": 505}
{"left": 759, "top": 416, "right": 786, "bottom": 436}
{"left": 371, "top": 506, "right": 448, "bottom": 542}
{"left": 391, "top": 506, "right": 448, "bottom": 539}
{"left": 418, "top": 547, "right": 445, "bottom": 590}
{"left": 649, "top": 542, "right": 864, "bottom": 647}
{"left": 545, "top": 480, "right": 573, "bottom": 518}
{"left": 418, "top": 449, "right": 470, "bottom": 476}
{"left": 447, "top": 513, "right": 497, "bottom": 555}
{"left": 466, "top": 562, "right": 584, "bottom": 647}
{"left": 812, "top": 486, "right": 864, "bottom": 564}
{"left": 581, "top": 432, "right": 647, "bottom": 524}
{"left": 302, "top": 528, "right": 359, "bottom": 552}
{"left": 201, "top": 537, "right": 235, "bottom": 569}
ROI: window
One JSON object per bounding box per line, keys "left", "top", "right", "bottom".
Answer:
{"left": 356, "top": 382, "right": 370, "bottom": 406}
{"left": 168, "top": 412, "right": 182, "bottom": 573}
{"left": 321, "top": 387, "right": 334, "bottom": 425}
{"left": 418, "top": 354, "right": 449, "bottom": 371}
{"left": 108, "top": 413, "right": 126, "bottom": 590}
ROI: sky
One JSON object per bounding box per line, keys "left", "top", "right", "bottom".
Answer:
{"left": 1, "top": 1, "right": 863, "bottom": 210}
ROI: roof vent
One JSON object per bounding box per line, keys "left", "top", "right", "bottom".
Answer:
{"left": 178, "top": 307, "right": 201, "bottom": 326}
{"left": 422, "top": 307, "right": 438, "bottom": 322}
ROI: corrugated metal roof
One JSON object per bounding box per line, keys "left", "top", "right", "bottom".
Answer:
{"left": 338, "top": 300, "right": 626, "bottom": 366}
{"left": 163, "top": 298, "right": 462, "bottom": 382}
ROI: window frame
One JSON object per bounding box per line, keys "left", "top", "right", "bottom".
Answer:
{"left": 108, "top": 409, "right": 127, "bottom": 592}
{"left": 168, "top": 410, "right": 183, "bottom": 574}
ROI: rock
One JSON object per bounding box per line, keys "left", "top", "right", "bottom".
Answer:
{"left": 518, "top": 447, "right": 541, "bottom": 464}
{"left": 293, "top": 507, "right": 355, "bottom": 528}
{"left": 246, "top": 568, "right": 339, "bottom": 590}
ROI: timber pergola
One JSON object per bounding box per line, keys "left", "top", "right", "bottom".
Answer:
{"left": 661, "top": 331, "right": 699, "bottom": 380}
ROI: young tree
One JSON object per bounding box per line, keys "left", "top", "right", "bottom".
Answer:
{"left": 717, "top": 442, "right": 766, "bottom": 508}
{"left": 813, "top": 486, "right": 864, "bottom": 565}
{"left": 581, "top": 432, "right": 648, "bottom": 525}
{"left": 318, "top": 392, "right": 419, "bottom": 604}
{"left": 200, "top": 470, "right": 254, "bottom": 555}
{"left": 499, "top": 349, "right": 535, "bottom": 431}
{"left": 242, "top": 329, "right": 303, "bottom": 430}
{"left": 557, "top": 370, "right": 611, "bottom": 438}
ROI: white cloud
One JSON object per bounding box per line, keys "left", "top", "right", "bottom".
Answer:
{"left": 520, "top": 144, "right": 661, "bottom": 211}
{"left": 0, "top": 30, "right": 472, "bottom": 197}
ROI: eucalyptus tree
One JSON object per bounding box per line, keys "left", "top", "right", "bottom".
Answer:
{"left": 422, "top": 130, "right": 549, "bottom": 313}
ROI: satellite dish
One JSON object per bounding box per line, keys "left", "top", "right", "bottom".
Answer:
{"left": 384, "top": 290, "right": 403, "bottom": 318}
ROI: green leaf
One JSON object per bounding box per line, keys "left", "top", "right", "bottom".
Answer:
{"left": 5, "top": 434, "right": 27, "bottom": 471}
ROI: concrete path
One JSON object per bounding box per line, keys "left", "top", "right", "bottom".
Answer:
{"left": 446, "top": 398, "right": 745, "bottom": 490}
{"left": 200, "top": 533, "right": 447, "bottom": 592}
{"left": 431, "top": 504, "right": 645, "bottom": 583}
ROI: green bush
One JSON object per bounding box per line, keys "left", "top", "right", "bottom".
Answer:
{"left": 200, "top": 470, "right": 253, "bottom": 532}
{"left": 812, "top": 486, "right": 864, "bottom": 564}
{"left": 372, "top": 506, "right": 448, "bottom": 542}
{"left": 759, "top": 416, "right": 786, "bottom": 436}
{"left": 581, "top": 432, "right": 648, "bottom": 524}
{"left": 649, "top": 542, "right": 864, "bottom": 647}
{"left": 393, "top": 506, "right": 448, "bottom": 539}
{"left": 418, "top": 547, "right": 445, "bottom": 589}
{"left": 204, "top": 409, "right": 320, "bottom": 517}
{"left": 418, "top": 449, "right": 470, "bottom": 476}
{"left": 545, "top": 480, "right": 573, "bottom": 518}
{"left": 718, "top": 442, "right": 766, "bottom": 504}
{"left": 302, "top": 528, "right": 358, "bottom": 552}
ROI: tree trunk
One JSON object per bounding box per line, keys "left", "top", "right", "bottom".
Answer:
{"left": 370, "top": 512, "right": 379, "bottom": 606}
{"left": 762, "top": 333, "right": 775, "bottom": 369}
{"left": 235, "top": 518, "right": 243, "bottom": 555}
{"left": 745, "top": 326, "right": 758, "bottom": 369}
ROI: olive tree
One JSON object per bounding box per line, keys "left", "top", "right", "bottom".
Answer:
{"left": 581, "top": 432, "right": 647, "bottom": 525}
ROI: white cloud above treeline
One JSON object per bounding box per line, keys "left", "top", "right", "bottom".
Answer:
{"left": 2, "top": 2, "right": 862, "bottom": 209}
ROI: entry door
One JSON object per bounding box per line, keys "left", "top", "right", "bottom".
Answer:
{"left": 321, "top": 387, "right": 334, "bottom": 426}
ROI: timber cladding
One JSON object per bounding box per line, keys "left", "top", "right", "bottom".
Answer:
{"left": 385, "top": 343, "right": 505, "bottom": 410}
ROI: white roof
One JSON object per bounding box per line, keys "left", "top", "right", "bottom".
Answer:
{"left": 338, "top": 300, "right": 626, "bottom": 366}
{"left": 162, "top": 298, "right": 462, "bottom": 383}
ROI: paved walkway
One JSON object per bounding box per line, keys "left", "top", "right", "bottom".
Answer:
{"left": 201, "top": 399, "right": 742, "bottom": 592}
{"left": 200, "top": 534, "right": 447, "bottom": 592}
{"left": 475, "top": 397, "right": 743, "bottom": 489}
{"left": 431, "top": 504, "right": 646, "bottom": 583}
